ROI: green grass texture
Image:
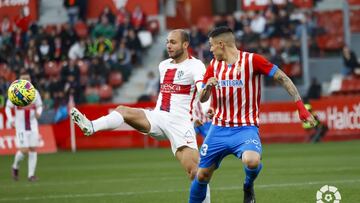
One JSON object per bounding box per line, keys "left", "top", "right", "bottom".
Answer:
{"left": 0, "top": 141, "right": 359, "bottom": 203}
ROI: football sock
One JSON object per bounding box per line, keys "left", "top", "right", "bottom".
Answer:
{"left": 189, "top": 176, "right": 208, "bottom": 203}
{"left": 13, "top": 151, "right": 24, "bottom": 169}
{"left": 202, "top": 184, "right": 211, "bottom": 203}
{"left": 244, "top": 163, "right": 262, "bottom": 189}
{"left": 92, "top": 111, "right": 124, "bottom": 132}
{"left": 28, "top": 151, "right": 37, "bottom": 177}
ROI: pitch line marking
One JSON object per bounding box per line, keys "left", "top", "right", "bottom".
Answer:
{"left": 0, "top": 179, "right": 359, "bottom": 201}
{"left": 2, "top": 166, "right": 358, "bottom": 189}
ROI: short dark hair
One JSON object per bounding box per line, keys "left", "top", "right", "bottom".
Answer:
{"left": 180, "top": 30, "right": 190, "bottom": 43}
{"left": 19, "top": 69, "right": 30, "bottom": 76}
{"left": 208, "top": 26, "right": 234, "bottom": 38}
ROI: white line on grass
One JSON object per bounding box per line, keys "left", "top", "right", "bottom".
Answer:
{"left": 0, "top": 176, "right": 182, "bottom": 188}
{"left": 2, "top": 166, "right": 358, "bottom": 189}
{"left": 0, "top": 179, "right": 359, "bottom": 202}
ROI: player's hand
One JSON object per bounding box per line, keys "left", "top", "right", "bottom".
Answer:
{"left": 207, "top": 107, "right": 215, "bottom": 119}
{"left": 296, "top": 100, "right": 317, "bottom": 127}
{"left": 35, "top": 112, "right": 41, "bottom": 119}
{"left": 206, "top": 77, "right": 218, "bottom": 89}
{"left": 303, "top": 114, "right": 317, "bottom": 127}
{"left": 194, "top": 119, "right": 204, "bottom": 127}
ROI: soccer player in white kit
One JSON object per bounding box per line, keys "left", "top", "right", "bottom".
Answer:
{"left": 71, "top": 29, "right": 211, "bottom": 202}
{"left": 5, "top": 72, "right": 43, "bottom": 182}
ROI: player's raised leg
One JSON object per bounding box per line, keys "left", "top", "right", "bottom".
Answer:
{"left": 242, "top": 150, "right": 262, "bottom": 203}
{"left": 176, "top": 147, "right": 199, "bottom": 180}
{"left": 71, "top": 105, "right": 151, "bottom": 136}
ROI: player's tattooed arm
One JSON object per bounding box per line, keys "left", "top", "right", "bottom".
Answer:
{"left": 200, "top": 77, "right": 217, "bottom": 103}
{"left": 273, "top": 69, "right": 302, "bottom": 101}
{"left": 274, "top": 69, "right": 317, "bottom": 126}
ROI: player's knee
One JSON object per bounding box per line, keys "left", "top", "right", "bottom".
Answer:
{"left": 20, "top": 148, "right": 29, "bottom": 154}
{"left": 185, "top": 162, "right": 198, "bottom": 180}
{"left": 188, "top": 168, "right": 197, "bottom": 180}
{"left": 244, "top": 157, "right": 261, "bottom": 169}
{"left": 115, "top": 105, "right": 130, "bottom": 117}
{"left": 196, "top": 171, "right": 211, "bottom": 182}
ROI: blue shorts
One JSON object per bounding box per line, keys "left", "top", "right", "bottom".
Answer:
{"left": 199, "top": 125, "right": 262, "bottom": 169}
{"left": 194, "top": 122, "right": 212, "bottom": 138}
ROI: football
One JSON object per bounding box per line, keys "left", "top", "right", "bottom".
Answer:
{"left": 7, "top": 79, "right": 36, "bottom": 107}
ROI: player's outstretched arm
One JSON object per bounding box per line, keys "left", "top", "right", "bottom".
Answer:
{"left": 273, "top": 69, "right": 317, "bottom": 126}
{"left": 200, "top": 77, "right": 217, "bottom": 103}
{"left": 35, "top": 92, "right": 43, "bottom": 119}
{"left": 273, "top": 69, "right": 302, "bottom": 101}
{"left": 5, "top": 99, "right": 15, "bottom": 127}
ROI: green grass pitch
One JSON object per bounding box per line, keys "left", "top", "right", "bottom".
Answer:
{"left": 0, "top": 141, "right": 359, "bottom": 203}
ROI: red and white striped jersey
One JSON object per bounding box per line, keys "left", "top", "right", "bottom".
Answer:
{"left": 155, "top": 56, "right": 206, "bottom": 121}
{"left": 203, "top": 51, "right": 278, "bottom": 127}
{"left": 5, "top": 90, "right": 43, "bottom": 132}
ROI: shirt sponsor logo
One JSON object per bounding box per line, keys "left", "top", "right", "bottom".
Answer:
{"left": 160, "top": 84, "right": 191, "bottom": 94}
{"left": 218, "top": 80, "right": 243, "bottom": 88}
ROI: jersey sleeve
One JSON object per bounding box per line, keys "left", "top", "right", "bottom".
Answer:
{"left": 252, "top": 53, "right": 278, "bottom": 77}
{"left": 5, "top": 99, "right": 14, "bottom": 123}
{"left": 191, "top": 60, "right": 206, "bottom": 92}
{"left": 158, "top": 60, "right": 164, "bottom": 76}
{"left": 202, "top": 60, "right": 215, "bottom": 88}
{"left": 34, "top": 90, "right": 43, "bottom": 116}
{"left": 193, "top": 60, "right": 206, "bottom": 84}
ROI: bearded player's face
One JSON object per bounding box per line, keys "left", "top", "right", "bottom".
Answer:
{"left": 166, "top": 31, "right": 186, "bottom": 60}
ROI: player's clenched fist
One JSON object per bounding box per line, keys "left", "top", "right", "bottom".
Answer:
{"left": 206, "top": 77, "right": 218, "bottom": 89}
{"left": 207, "top": 107, "right": 215, "bottom": 119}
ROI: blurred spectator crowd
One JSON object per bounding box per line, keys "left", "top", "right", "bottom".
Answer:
{"left": 1, "top": 1, "right": 360, "bottom": 114}
{"left": 0, "top": 3, "right": 159, "bottom": 112}
{"left": 186, "top": 1, "right": 358, "bottom": 86}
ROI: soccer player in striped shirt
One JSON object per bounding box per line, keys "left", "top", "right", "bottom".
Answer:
{"left": 189, "top": 26, "right": 316, "bottom": 203}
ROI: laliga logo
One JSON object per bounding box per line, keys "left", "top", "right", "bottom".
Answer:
{"left": 316, "top": 185, "right": 341, "bottom": 203}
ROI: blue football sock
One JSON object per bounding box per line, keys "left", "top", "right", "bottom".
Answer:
{"left": 244, "top": 163, "right": 262, "bottom": 189}
{"left": 189, "top": 177, "right": 208, "bottom": 203}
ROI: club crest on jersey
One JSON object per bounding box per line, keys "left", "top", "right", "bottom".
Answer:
{"left": 177, "top": 70, "right": 184, "bottom": 80}
{"left": 218, "top": 79, "right": 243, "bottom": 88}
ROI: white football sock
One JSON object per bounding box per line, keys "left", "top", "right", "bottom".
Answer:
{"left": 28, "top": 151, "right": 37, "bottom": 177}
{"left": 12, "top": 151, "right": 24, "bottom": 169}
{"left": 202, "top": 184, "right": 211, "bottom": 203}
{"left": 92, "top": 111, "right": 124, "bottom": 132}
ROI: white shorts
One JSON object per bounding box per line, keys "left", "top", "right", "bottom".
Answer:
{"left": 143, "top": 109, "right": 198, "bottom": 154}
{"left": 15, "top": 130, "right": 39, "bottom": 148}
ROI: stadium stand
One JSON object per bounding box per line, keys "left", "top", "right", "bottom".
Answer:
{"left": 0, "top": 3, "right": 158, "bottom": 109}
{"left": 0, "top": 0, "right": 359, "bottom": 144}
